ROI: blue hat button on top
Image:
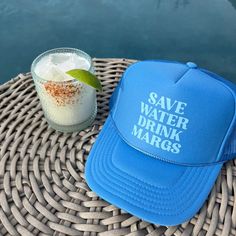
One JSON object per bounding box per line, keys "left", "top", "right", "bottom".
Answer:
{"left": 85, "top": 60, "right": 236, "bottom": 226}
{"left": 186, "top": 61, "right": 198, "bottom": 68}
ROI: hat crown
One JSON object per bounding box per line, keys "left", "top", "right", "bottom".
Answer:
{"left": 111, "top": 61, "right": 236, "bottom": 166}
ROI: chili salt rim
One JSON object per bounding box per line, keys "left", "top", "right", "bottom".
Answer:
{"left": 43, "top": 81, "right": 83, "bottom": 106}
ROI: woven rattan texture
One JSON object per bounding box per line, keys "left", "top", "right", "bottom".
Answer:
{"left": 0, "top": 58, "right": 236, "bottom": 236}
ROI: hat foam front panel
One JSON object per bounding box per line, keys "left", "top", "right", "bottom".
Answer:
{"left": 112, "top": 62, "right": 234, "bottom": 165}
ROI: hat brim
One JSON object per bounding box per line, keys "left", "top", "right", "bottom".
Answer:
{"left": 85, "top": 115, "right": 223, "bottom": 226}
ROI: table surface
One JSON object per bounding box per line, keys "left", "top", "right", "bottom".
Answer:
{"left": 0, "top": 58, "right": 235, "bottom": 236}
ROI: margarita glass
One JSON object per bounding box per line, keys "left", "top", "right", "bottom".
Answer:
{"left": 31, "top": 48, "right": 97, "bottom": 132}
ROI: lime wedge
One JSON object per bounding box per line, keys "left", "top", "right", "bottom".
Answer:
{"left": 66, "top": 69, "right": 102, "bottom": 92}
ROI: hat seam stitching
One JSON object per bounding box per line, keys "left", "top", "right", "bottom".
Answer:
{"left": 92, "top": 164, "right": 207, "bottom": 212}
{"left": 108, "top": 121, "right": 194, "bottom": 190}
{"left": 89, "top": 148, "right": 212, "bottom": 215}
{"left": 91, "top": 121, "right": 209, "bottom": 202}
{"left": 102, "top": 116, "right": 221, "bottom": 191}
{"left": 110, "top": 113, "right": 225, "bottom": 166}
{"left": 100, "top": 116, "right": 192, "bottom": 189}
{"left": 173, "top": 67, "right": 189, "bottom": 84}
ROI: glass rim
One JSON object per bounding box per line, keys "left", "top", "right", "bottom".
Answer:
{"left": 31, "top": 47, "right": 93, "bottom": 83}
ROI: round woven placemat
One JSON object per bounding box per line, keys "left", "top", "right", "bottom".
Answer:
{"left": 0, "top": 58, "right": 235, "bottom": 236}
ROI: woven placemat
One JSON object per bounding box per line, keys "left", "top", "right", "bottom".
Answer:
{"left": 0, "top": 58, "right": 235, "bottom": 236}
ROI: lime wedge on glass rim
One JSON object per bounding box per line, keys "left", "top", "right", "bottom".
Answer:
{"left": 66, "top": 69, "right": 102, "bottom": 92}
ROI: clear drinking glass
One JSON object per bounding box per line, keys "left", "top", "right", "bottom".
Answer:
{"left": 31, "top": 48, "right": 97, "bottom": 132}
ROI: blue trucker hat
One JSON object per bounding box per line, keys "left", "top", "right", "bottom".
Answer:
{"left": 85, "top": 60, "right": 236, "bottom": 226}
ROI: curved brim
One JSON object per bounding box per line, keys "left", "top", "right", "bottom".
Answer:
{"left": 85, "top": 115, "right": 222, "bottom": 226}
